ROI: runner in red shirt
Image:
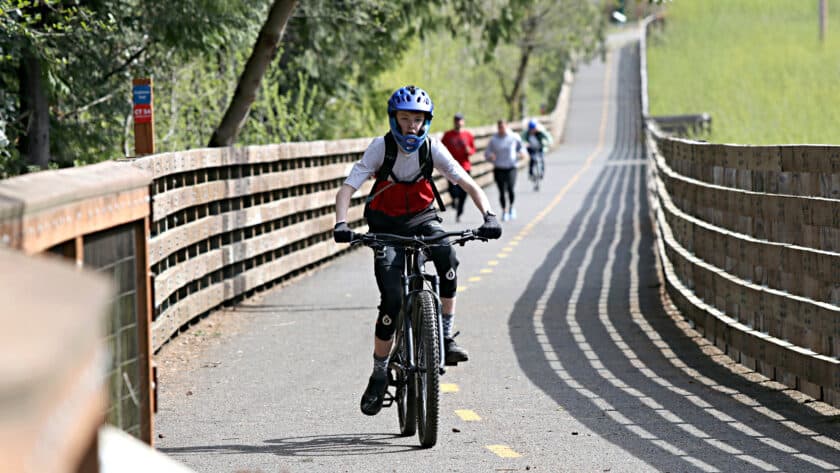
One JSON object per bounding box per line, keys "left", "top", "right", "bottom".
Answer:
{"left": 441, "top": 113, "right": 476, "bottom": 222}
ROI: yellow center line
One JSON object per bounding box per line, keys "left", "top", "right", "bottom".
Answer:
{"left": 468, "top": 276, "right": 481, "bottom": 282}
{"left": 441, "top": 383, "right": 459, "bottom": 393}
{"left": 486, "top": 445, "right": 522, "bottom": 458}
{"left": 480, "top": 268, "right": 493, "bottom": 274}
{"left": 457, "top": 285, "right": 468, "bottom": 292}
{"left": 488, "top": 260, "right": 499, "bottom": 266}
{"left": 497, "top": 253, "right": 508, "bottom": 259}
{"left": 455, "top": 409, "right": 482, "bottom": 421}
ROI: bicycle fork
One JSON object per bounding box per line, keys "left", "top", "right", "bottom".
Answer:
{"left": 423, "top": 273, "right": 447, "bottom": 376}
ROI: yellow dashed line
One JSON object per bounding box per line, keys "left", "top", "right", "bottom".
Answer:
{"left": 509, "top": 241, "right": 519, "bottom": 246}
{"left": 468, "top": 276, "right": 481, "bottom": 282}
{"left": 480, "top": 268, "right": 493, "bottom": 274}
{"left": 457, "top": 286, "right": 468, "bottom": 292}
{"left": 486, "top": 445, "right": 521, "bottom": 458}
{"left": 488, "top": 260, "right": 499, "bottom": 266}
{"left": 441, "top": 383, "right": 459, "bottom": 393}
{"left": 497, "top": 253, "right": 509, "bottom": 259}
{"left": 502, "top": 247, "right": 513, "bottom": 253}
{"left": 455, "top": 409, "right": 482, "bottom": 421}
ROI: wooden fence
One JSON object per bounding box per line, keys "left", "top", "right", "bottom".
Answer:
{"left": 641, "top": 17, "right": 840, "bottom": 406}
{"left": 0, "top": 161, "right": 155, "bottom": 465}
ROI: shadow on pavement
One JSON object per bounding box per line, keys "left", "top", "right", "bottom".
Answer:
{"left": 158, "top": 432, "right": 420, "bottom": 458}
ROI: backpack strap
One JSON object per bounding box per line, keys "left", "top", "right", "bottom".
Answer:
{"left": 365, "top": 132, "right": 446, "bottom": 212}
{"left": 420, "top": 139, "right": 446, "bottom": 212}
{"left": 364, "top": 133, "right": 398, "bottom": 206}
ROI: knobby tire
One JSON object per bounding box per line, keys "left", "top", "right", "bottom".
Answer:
{"left": 414, "top": 291, "right": 440, "bottom": 448}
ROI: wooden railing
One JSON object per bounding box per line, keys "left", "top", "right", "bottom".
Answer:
{"left": 0, "top": 161, "right": 156, "bottom": 453}
{"left": 641, "top": 16, "right": 840, "bottom": 407}
{"left": 0, "top": 248, "right": 111, "bottom": 473}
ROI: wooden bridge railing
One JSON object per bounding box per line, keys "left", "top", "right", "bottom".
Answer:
{"left": 641, "top": 17, "right": 840, "bottom": 407}
{"left": 0, "top": 248, "right": 111, "bottom": 473}
{"left": 0, "top": 161, "right": 156, "bottom": 448}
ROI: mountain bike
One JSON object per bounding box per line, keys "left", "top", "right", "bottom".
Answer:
{"left": 351, "top": 229, "right": 487, "bottom": 448}
{"left": 528, "top": 150, "right": 545, "bottom": 191}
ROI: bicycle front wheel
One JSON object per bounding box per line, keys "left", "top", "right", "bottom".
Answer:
{"left": 413, "top": 291, "right": 440, "bottom": 448}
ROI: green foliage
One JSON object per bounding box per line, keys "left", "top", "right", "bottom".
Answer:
{"left": 0, "top": 0, "right": 603, "bottom": 177}
{"left": 514, "top": 0, "right": 604, "bottom": 111}
{"left": 373, "top": 36, "right": 509, "bottom": 136}
{"left": 0, "top": 0, "right": 273, "bottom": 165}
{"left": 349, "top": 0, "right": 604, "bottom": 135}
{"left": 647, "top": 0, "right": 840, "bottom": 145}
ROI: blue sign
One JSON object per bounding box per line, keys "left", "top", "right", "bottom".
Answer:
{"left": 133, "top": 85, "right": 151, "bottom": 105}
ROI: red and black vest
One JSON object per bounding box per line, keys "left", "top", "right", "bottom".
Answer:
{"left": 364, "top": 132, "right": 446, "bottom": 230}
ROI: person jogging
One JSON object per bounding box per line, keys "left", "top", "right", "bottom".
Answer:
{"left": 484, "top": 119, "right": 528, "bottom": 221}
{"left": 441, "top": 112, "right": 476, "bottom": 222}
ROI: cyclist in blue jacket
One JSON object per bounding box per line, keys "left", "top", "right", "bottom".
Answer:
{"left": 333, "top": 85, "right": 502, "bottom": 416}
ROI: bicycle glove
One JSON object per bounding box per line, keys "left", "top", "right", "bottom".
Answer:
{"left": 334, "top": 221, "right": 353, "bottom": 243}
{"left": 477, "top": 212, "right": 502, "bottom": 239}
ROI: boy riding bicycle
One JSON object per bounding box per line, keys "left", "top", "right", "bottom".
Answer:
{"left": 333, "top": 85, "right": 502, "bottom": 416}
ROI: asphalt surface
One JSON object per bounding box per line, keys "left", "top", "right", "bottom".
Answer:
{"left": 155, "top": 36, "right": 840, "bottom": 473}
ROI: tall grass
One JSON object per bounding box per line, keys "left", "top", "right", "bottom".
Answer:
{"left": 647, "top": 0, "right": 840, "bottom": 145}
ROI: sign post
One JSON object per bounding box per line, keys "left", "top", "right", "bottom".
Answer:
{"left": 132, "top": 78, "right": 155, "bottom": 156}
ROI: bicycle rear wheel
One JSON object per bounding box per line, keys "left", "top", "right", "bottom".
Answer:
{"left": 413, "top": 291, "right": 440, "bottom": 448}
{"left": 394, "top": 332, "right": 416, "bottom": 436}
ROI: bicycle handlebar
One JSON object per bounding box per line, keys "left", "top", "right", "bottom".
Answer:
{"left": 349, "top": 229, "right": 488, "bottom": 248}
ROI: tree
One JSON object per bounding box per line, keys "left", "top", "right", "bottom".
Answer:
{"left": 0, "top": 0, "right": 268, "bottom": 173}
{"left": 264, "top": 0, "right": 514, "bottom": 140}
{"left": 490, "top": 0, "right": 605, "bottom": 120}
{"left": 209, "top": 0, "right": 298, "bottom": 147}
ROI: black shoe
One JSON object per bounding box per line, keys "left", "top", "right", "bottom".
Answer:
{"left": 444, "top": 337, "right": 469, "bottom": 366}
{"left": 360, "top": 372, "right": 389, "bottom": 416}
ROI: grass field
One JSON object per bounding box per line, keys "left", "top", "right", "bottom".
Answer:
{"left": 646, "top": 0, "right": 840, "bottom": 145}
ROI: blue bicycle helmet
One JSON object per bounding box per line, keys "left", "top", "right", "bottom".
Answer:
{"left": 387, "top": 85, "right": 434, "bottom": 153}
{"left": 528, "top": 120, "right": 538, "bottom": 130}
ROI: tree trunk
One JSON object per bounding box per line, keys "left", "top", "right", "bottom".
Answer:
{"left": 508, "top": 44, "right": 533, "bottom": 121}
{"left": 18, "top": 48, "right": 50, "bottom": 169}
{"left": 208, "top": 0, "right": 298, "bottom": 147}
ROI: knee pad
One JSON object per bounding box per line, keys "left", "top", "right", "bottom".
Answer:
{"left": 433, "top": 246, "right": 459, "bottom": 298}
{"left": 375, "top": 310, "right": 398, "bottom": 340}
